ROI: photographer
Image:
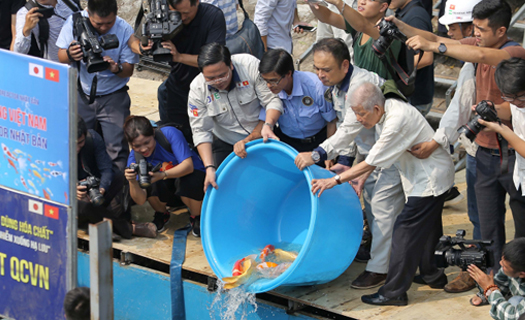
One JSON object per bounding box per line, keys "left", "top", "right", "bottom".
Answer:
{"left": 188, "top": 42, "right": 283, "bottom": 192}
{"left": 468, "top": 238, "right": 525, "bottom": 319}
{"left": 157, "top": 0, "right": 226, "bottom": 145}
{"left": 387, "top": 0, "right": 525, "bottom": 274}
{"left": 14, "top": 0, "right": 79, "bottom": 61}
{"left": 307, "top": 82, "right": 454, "bottom": 306}
{"left": 76, "top": 117, "right": 156, "bottom": 240}
{"left": 57, "top": 0, "right": 139, "bottom": 172}
{"left": 124, "top": 116, "right": 205, "bottom": 237}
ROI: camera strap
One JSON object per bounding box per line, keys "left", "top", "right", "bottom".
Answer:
{"left": 497, "top": 131, "right": 509, "bottom": 174}
{"left": 378, "top": 49, "right": 422, "bottom": 97}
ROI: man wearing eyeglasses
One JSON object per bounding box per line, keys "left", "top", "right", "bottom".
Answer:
{"left": 257, "top": 49, "right": 337, "bottom": 160}
{"left": 188, "top": 42, "right": 283, "bottom": 192}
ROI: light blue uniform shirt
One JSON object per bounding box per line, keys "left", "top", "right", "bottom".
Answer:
{"left": 201, "top": 0, "right": 238, "bottom": 39}
{"left": 56, "top": 10, "right": 139, "bottom": 95}
{"left": 260, "top": 71, "right": 336, "bottom": 139}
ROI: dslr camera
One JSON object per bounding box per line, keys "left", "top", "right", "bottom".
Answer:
{"left": 78, "top": 176, "right": 105, "bottom": 207}
{"left": 458, "top": 100, "right": 499, "bottom": 142}
{"left": 73, "top": 13, "right": 120, "bottom": 73}
{"left": 127, "top": 159, "right": 162, "bottom": 189}
{"left": 372, "top": 19, "right": 408, "bottom": 56}
{"left": 435, "top": 229, "right": 493, "bottom": 271}
{"left": 140, "top": 0, "right": 183, "bottom": 62}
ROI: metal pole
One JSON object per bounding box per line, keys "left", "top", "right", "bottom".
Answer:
{"left": 67, "top": 67, "right": 78, "bottom": 293}
{"left": 510, "top": 3, "right": 525, "bottom": 28}
{"left": 89, "top": 219, "right": 114, "bottom": 320}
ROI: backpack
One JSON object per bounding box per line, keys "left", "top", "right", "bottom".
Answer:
{"left": 225, "top": 0, "right": 265, "bottom": 60}
{"left": 381, "top": 79, "right": 408, "bottom": 102}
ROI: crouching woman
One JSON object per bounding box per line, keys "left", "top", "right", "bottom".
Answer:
{"left": 123, "top": 116, "right": 205, "bottom": 237}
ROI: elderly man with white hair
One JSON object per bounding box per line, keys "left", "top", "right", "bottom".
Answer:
{"left": 309, "top": 82, "right": 455, "bottom": 306}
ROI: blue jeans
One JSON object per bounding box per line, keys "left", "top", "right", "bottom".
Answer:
{"left": 466, "top": 154, "right": 481, "bottom": 239}
{"left": 413, "top": 101, "right": 433, "bottom": 117}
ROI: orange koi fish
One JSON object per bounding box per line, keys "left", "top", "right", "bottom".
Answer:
{"left": 8, "top": 158, "right": 18, "bottom": 173}
{"left": 259, "top": 244, "right": 275, "bottom": 262}
{"left": 64, "top": 192, "right": 68, "bottom": 202}
{"left": 43, "top": 189, "right": 51, "bottom": 200}
{"left": 33, "top": 170, "right": 44, "bottom": 183}
{"left": 256, "top": 262, "right": 278, "bottom": 270}
{"left": 20, "top": 177, "right": 28, "bottom": 190}
{"left": 222, "top": 257, "right": 255, "bottom": 290}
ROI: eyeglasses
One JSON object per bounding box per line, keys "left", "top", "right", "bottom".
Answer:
{"left": 205, "top": 69, "right": 231, "bottom": 85}
{"left": 263, "top": 75, "right": 284, "bottom": 86}
{"left": 501, "top": 93, "right": 525, "bottom": 103}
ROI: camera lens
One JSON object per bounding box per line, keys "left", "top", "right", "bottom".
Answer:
{"left": 89, "top": 188, "right": 105, "bottom": 207}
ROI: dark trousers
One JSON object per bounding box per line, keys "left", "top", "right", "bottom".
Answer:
{"left": 78, "top": 172, "right": 132, "bottom": 239}
{"left": 78, "top": 89, "right": 130, "bottom": 172}
{"left": 157, "top": 80, "right": 193, "bottom": 145}
{"left": 274, "top": 126, "right": 327, "bottom": 153}
{"left": 212, "top": 136, "right": 234, "bottom": 167}
{"left": 379, "top": 193, "right": 446, "bottom": 298}
{"left": 475, "top": 147, "right": 525, "bottom": 271}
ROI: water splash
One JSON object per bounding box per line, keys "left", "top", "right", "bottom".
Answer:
{"left": 209, "top": 280, "right": 257, "bottom": 320}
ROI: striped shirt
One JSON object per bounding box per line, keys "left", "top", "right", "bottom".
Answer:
{"left": 201, "top": 0, "right": 238, "bottom": 39}
{"left": 489, "top": 268, "right": 525, "bottom": 320}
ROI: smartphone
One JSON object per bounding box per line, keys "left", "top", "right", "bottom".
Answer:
{"left": 306, "top": 0, "right": 329, "bottom": 7}
{"left": 293, "top": 24, "right": 317, "bottom": 32}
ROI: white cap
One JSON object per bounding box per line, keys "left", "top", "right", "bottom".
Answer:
{"left": 438, "top": 0, "right": 482, "bottom": 26}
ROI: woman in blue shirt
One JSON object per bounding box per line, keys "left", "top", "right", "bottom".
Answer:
{"left": 124, "top": 116, "right": 205, "bottom": 237}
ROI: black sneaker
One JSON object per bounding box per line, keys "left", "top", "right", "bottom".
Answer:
{"left": 444, "top": 186, "right": 464, "bottom": 207}
{"left": 354, "top": 243, "right": 371, "bottom": 263}
{"left": 153, "top": 211, "right": 170, "bottom": 233}
{"left": 189, "top": 215, "right": 200, "bottom": 237}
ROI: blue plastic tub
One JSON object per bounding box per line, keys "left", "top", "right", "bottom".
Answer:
{"left": 201, "top": 140, "right": 363, "bottom": 293}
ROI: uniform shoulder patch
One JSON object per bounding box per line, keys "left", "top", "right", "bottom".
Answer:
{"left": 324, "top": 88, "right": 333, "bottom": 103}
{"left": 302, "top": 96, "right": 313, "bottom": 106}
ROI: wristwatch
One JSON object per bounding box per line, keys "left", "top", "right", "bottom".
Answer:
{"left": 163, "top": 171, "right": 169, "bottom": 180}
{"left": 334, "top": 175, "right": 342, "bottom": 185}
{"left": 438, "top": 43, "right": 447, "bottom": 54}
{"left": 113, "top": 64, "right": 123, "bottom": 74}
{"left": 264, "top": 122, "right": 274, "bottom": 130}
{"left": 311, "top": 150, "right": 320, "bottom": 163}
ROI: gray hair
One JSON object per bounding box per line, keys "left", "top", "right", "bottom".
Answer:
{"left": 349, "top": 82, "right": 385, "bottom": 112}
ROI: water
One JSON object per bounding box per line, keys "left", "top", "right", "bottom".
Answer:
{"left": 209, "top": 243, "right": 302, "bottom": 319}
{"left": 209, "top": 280, "right": 257, "bottom": 320}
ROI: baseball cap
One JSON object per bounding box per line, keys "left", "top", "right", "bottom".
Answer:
{"left": 438, "top": 0, "right": 482, "bottom": 26}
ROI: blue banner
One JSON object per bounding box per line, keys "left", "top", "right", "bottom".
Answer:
{"left": 0, "top": 49, "right": 70, "bottom": 205}
{"left": 0, "top": 50, "right": 73, "bottom": 320}
{"left": 0, "top": 187, "right": 68, "bottom": 320}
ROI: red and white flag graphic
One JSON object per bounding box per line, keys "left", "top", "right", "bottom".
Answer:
{"left": 29, "top": 63, "right": 44, "bottom": 78}
{"left": 28, "top": 199, "right": 43, "bottom": 215}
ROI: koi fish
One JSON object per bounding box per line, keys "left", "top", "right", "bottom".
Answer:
{"left": 33, "top": 170, "right": 44, "bottom": 183}
{"left": 43, "top": 189, "right": 51, "bottom": 200}
{"left": 256, "top": 262, "right": 278, "bottom": 270}
{"left": 43, "top": 168, "right": 50, "bottom": 172}
{"left": 1, "top": 143, "right": 17, "bottom": 160}
{"left": 50, "top": 170, "right": 66, "bottom": 179}
{"left": 46, "top": 188, "right": 53, "bottom": 196}
{"left": 273, "top": 249, "right": 298, "bottom": 262}
{"left": 35, "top": 160, "right": 45, "bottom": 165}
{"left": 48, "top": 161, "right": 62, "bottom": 167}
{"left": 20, "top": 176, "right": 28, "bottom": 190}
{"left": 232, "top": 254, "right": 257, "bottom": 276}
{"left": 64, "top": 191, "right": 68, "bottom": 202}
{"left": 14, "top": 149, "right": 25, "bottom": 156}
{"left": 30, "top": 163, "right": 40, "bottom": 170}
{"left": 259, "top": 245, "right": 275, "bottom": 262}
{"left": 222, "top": 258, "right": 255, "bottom": 290}
{"left": 28, "top": 180, "right": 36, "bottom": 189}
{"left": 43, "top": 174, "right": 50, "bottom": 178}
{"left": 8, "top": 158, "right": 18, "bottom": 173}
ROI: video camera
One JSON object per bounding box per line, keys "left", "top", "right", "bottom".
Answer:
{"left": 72, "top": 13, "right": 120, "bottom": 73}
{"left": 78, "top": 176, "right": 105, "bottom": 206}
{"left": 140, "top": 0, "right": 183, "bottom": 62}
{"left": 372, "top": 19, "right": 408, "bottom": 56}
{"left": 458, "top": 100, "right": 500, "bottom": 142}
{"left": 435, "top": 229, "right": 493, "bottom": 271}
{"left": 127, "top": 159, "right": 162, "bottom": 189}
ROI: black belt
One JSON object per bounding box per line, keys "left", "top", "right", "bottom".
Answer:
{"left": 277, "top": 126, "right": 327, "bottom": 145}
{"left": 479, "top": 146, "right": 515, "bottom": 157}
{"left": 80, "top": 85, "right": 129, "bottom": 99}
